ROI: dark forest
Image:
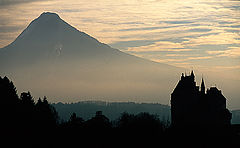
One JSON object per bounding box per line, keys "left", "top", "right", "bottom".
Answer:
{"left": 1, "top": 76, "right": 240, "bottom": 147}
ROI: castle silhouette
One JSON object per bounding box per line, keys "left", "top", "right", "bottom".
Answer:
{"left": 171, "top": 71, "right": 232, "bottom": 126}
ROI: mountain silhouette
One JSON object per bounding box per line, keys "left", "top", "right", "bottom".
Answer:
{"left": 0, "top": 12, "right": 182, "bottom": 103}
{"left": 1, "top": 12, "right": 123, "bottom": 66}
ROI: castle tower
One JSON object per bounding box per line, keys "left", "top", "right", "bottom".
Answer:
{"left": 190, "top": 70, "right": 195, "bottom": 81}
{"left": 201, "top": 78, "right": 205, "bottom": 94}
{"left": 171, "top": 72, "right": 231, "bottom": 126}
{"left": 181, "top": 73, "right": 184, "bottom": 80}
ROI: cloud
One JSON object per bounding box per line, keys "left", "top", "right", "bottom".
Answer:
{"left": 151, "top": 58, "right": 187, "bottom": 63}
{"left": 109, "top": 39, "right": 159, "bottom": 50}
{"left": 118, "top": 26, "right": 177, "bottom": 32}
{"left": 163, "top": 20, "right": 194, "bottom": 24}
{"left": 150, "top": 56, "right": 213, "bottom": 63}
{"left": 119, "top": 21, "right": 144, "bottom": 25}
{"left": 222, "top": 24, "right": 240, "bottom": 28}
{"left": 127, "top": 41, "right": 186, "bottom": 52}
{"left": 182, "top": 32, "right": 240, "bottom": 47}
{"left": 188, "top": 28, "right": 212, "bottom": 32}
{"left": 165, "top": 54, "right": 188, "bottom": 57}
{"left": 229, "top": 25, "right": 240, "bottom": 28}
{"left": 187, "top": 56, "right": 213, "bottom": 60}
{"left": 207, "top": 47, "right": 240, "bottom": 58}
{"left": 0, "top": 0, "right": 50, "bottom": 6}
{"left": 0, "top": 25, "right": 23, "bottom": 33}
{"left": 225, "top": 29, "right": 240, "bottom": 33}
{"left": 218, "top": 21, "right": 234, "bottom": 25}
{"left": 207, "top": 50, "right": 226, "bottom": 55}
{"left": 214, "top": 65, "right": 240, "bottom": 70}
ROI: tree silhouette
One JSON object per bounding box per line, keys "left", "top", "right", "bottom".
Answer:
{"left": 35, "top": 96, "right": 59, "bottom": 129}
{"left": 20, "top": 92, "right": 34, "bottom": 106}
{"left": 69, "top": 112, "right": 84, "bottom": 126}
{"left": 19, "top": 92, "right": 36, "bottom": 131}
{"left": 0, "top": 75, "right": 239, "bottom": 147}
{"left": 117, "top": 112, "right": 164, "bottom": 132}
{"left": 0, "top": 76, "right": 20, "bottom": 134}
{"left": 84, "top": 111, "right": 111, "bottom": 130}
{"left": 0, "top": 76, "right": 19, "bottom": 105}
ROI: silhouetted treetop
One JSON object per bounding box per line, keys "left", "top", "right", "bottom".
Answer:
{"left": 0, "top": 76, "right": 18, "bottom": 105}
{"left": 20, "top": 91, "right": 34, "bottom": 106}
{"left": 36, "top": 96, "right": 59, "bottom": 127}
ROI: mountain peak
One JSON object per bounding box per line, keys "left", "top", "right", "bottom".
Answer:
{"left": 9, "top": 11, "right": 106, "bottom": 55}
{"left": 15, "top": 12, "right": 64, "bottom": 41}
{"left": 39, "top": 12, "right": 60, "bottom": 20}
{"left": 36, "top": 12, "right": 61, "bottom": 24}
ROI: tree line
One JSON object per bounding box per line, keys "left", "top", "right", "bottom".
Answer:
{"left": 52, "top": 101, "right": 170, "bottom": 122}
{"left": 0, "top": 76, "right": 239, "bottom": 147}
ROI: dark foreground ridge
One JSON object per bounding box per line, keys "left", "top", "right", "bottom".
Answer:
{"left": 0, "top": 75, "right": 239, "bottom": 147}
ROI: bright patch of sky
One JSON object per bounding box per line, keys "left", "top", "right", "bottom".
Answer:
{"left": 0, "top": 0, "right": 239, "bottom": 76}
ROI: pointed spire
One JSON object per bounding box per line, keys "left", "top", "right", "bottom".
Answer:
{"left": 190, "top": 70, "right": 195, "bottom": 81}
{"left": 201, "top": 77, "right": 205, "bottom": 86}
{"left": 201, "top": 77, "right": 205, "bottom": 94}
{"left": 191, "top": 70, "right": 194, "bottom": 77}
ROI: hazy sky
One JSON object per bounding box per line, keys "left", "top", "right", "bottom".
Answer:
{"left": 0, "top": 0, "right": 240, "bottom": 100}
{"left": 0, "top": 0, "right": 239, "bottom": 75}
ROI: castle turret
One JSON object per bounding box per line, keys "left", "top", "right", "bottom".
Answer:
{"left": 190, "top": 70, "right": 195, "bottom": 81}
{"left": 201, "top": 78, "right": 205, "bottom": 94}
{"left": 181, "top": 73, "right": 184, "bottom": 80}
